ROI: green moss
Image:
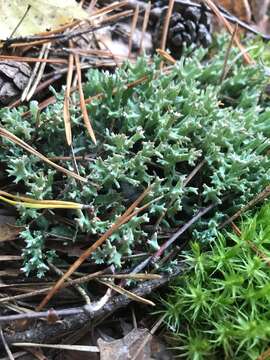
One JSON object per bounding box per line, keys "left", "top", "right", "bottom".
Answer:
{"left": 161, "top": 203, "right": 270, "bottom": 359}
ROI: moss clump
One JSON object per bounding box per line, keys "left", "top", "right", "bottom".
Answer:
{"left": 161, "top": 203, "right": 270, "bottom": 359}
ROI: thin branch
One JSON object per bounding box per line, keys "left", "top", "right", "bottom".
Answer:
{"left": 1, "top": 266, "right": 184, "bottom": 348}
{"left": 220, "top": 185, "right": 270, "bottom": 229}
{"left": 0, "top": 327, "right": 14, "bottom": 360}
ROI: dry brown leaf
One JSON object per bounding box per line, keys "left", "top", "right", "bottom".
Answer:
{"left": 98, "top": 328, "right": 153, "bottom": 360}
{"left": 0, "top": 0, "right": 88, "bottom": 40}
{"left": 0, "top": 224, "right": 22, "bottom": 242}
{"left": 216, "top": 0, "right": 270, "bottom": 23}
{"left": 216, "top": 0, "right": 252, "bottom": 22}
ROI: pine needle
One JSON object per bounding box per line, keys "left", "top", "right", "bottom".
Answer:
{"left": 0, "top": 127, "right": 87, "bottom": 182}
{"left": 63, "top": 41, "right": 75, "bottom": 146}
{"left": 74, "top": 53, "right": 97, "bottom": 144}
{"left": 0, "top": 190, "right": 84, "bottom": 209}
{"left": 98, "top": 279, "right": 155, "bottom": 306}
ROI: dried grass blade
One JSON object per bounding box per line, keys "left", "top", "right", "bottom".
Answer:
{"left": 37, "top": 186, "right": 151, "bottom": 310}
{"left": 0, "top": 127, "right": 87, "bottom": 182}
{"left": 74, "top": 53, "right": 97, "bottom": 144}
{"left": 98, "top": 279, "right": 155, "bottom": 306}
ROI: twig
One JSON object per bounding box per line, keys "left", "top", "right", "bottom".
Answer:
{"left": 0, "top": 268, "right": 114, "bottom": 304}
{"left": 97, "top": 279, "right": 155, "bottom": 306}
{"left": 0, "top": 55, "right": 66, "bottom": 64}
{"left": 5, "top": 8, "right": 133, "bottom": 48}
{"left": 88, "top": 0, "right": 97, "bottom": 13}
{"left": 220, "top": 185, "right": 270, "bottom": 229}
{"left": 1, "top": 266, "right": 184, "bottom": 346}
{"left": 129, "top": 202, "right": 215, "bottom": 275}
{"left": 154, "top": 203, "right": 216, "bottom": 259}
{"left": 0, "top": 327, "right": 14, "bottom": 360}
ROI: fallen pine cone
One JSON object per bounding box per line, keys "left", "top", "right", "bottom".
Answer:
{"left": 0, "top": 61, "right": 31, "bottom": 105}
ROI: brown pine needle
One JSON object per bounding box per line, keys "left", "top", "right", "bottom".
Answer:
{"left": 160, "top": 0, "right": 175, "bottom": 69}
{"left": 0, "top": 127, "right": 87, "bottom": 183}
{"left": 37, "top": 186, "right": 152, "bottom": 310}
{"left": 156, "top": 49, "right": 176, "bottom": 64}
{"left": 74, "top": 53, "right": 97, "bottom": 144}
{"left": 98, "top": 279, "right": 155, "bottom": 306}
{"left": 203, "top": 0, "right": 253, "bottom": 65}
{"left": 0, "top": 55, "right": 66, "bottom": 64}
{"left": 64, "top": 42, "right": 75, "bottom": 146}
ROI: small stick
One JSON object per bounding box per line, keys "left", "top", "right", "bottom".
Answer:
{"left": 129, "top": 202, "right": 215, "bottom": 276}
{"left": 0, "top": 327, "right": 14, "bottom": 360}
{"left": 0, "top": 55, "right": 66, "bottom": 64}
{"left": 154, "top": 203, "right": 216, "bottom": 259}
{"left": 220, "top": 185, "right": 270, "bottom": 229}
{"left": 88, "top": 0, "right": 97, "bottom": 13}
